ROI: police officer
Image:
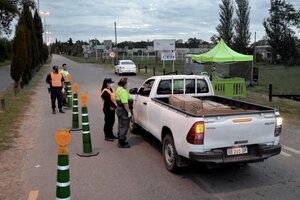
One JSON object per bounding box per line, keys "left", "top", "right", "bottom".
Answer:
{"left": 115, "top": 77, "right": 132, "bottom": 148}
{"left": 46, "top": 65, "right": 65, "bottom": 114}
{"left": 100, "top": 78, "right": 118, "bottom": 141}
{"left": 59, "top": 63, "right": 70, "bottom": 106}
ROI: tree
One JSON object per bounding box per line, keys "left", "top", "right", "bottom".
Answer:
{"left": 20, "top": 2, "right": 34, "bottom": 84}
{"left": 233, "top": 0, "right": 251, "bottom": 53}
{"left": 33, "top": 9, "right": 43, "bottom": 69}
{"left": 10, "top": 19, "right": 27, "bottom": 95}
{"left": 216, "top": 0, "right": 234, "bottom": 46}
{"left": 263, "top": 0, "right": 300, "bottom": 63}
{"left": 0, "top": 0, "right": 20, "bottom": 35}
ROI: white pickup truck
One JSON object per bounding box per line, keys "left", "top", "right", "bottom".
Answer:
{"left": 129, "top": 75, "right": 282, "bottom": 172}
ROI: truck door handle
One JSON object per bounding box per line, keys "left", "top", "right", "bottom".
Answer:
{"left": 143, "top": 102, "right": 147, "bottom": 105}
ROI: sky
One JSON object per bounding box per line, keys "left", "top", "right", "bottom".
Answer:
{"left": 37, "top": 0, "right": 300, "bottom": 44}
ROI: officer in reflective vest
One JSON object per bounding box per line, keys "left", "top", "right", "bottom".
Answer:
{"left": 115, "top": 77, "right": 133, "bottom": 148}
{"left": 100, "top": 78, "right": 118, "bottom": 141}
{"left": 46, "top": 65, "right": 65, "bottom": 114}
{"left": 59, "top": 63, "right": 70, "bottom": 105}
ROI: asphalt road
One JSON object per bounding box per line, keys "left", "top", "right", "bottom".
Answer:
{"left": 0, "top": 65, "right": 14, "bottom": 94}
{"left": 21, "top": 54, "right": 300, "bottom": 200}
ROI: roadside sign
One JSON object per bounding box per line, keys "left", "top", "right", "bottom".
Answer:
{"left": 109, "top": 52, "right": 116, "bottom": 58}
{"left": 154, "top": 39, "right": 176, "bottom": 51}
{"left": 161, "top": 52, "right": 176, "bottom": 61}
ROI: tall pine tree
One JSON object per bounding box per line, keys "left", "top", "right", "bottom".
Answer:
{"left": 233, "top": 0, "right": 251, "bottom": 53}
{"left": 216, "top": 0, "right": 234, "bottom": 46}
{"left": 10, "top": 17, "right": 27, "bottom": 95}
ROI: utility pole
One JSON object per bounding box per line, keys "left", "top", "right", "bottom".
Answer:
{"left": 114, "top": 21, "right": 118, "bottom": 60}
{"left": 254, "top": 31, "right": 256, "bottom": 64}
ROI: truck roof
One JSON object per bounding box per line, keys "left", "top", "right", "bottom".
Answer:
{"left": 150, "top": 74, "right": 209, "bottom": 80}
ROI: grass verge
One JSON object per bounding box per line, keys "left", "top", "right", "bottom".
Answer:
{"left": 0, "top": 60, "right": 11, "bottom": 67}
{"left": 0, "top": 57, "right": 51, "bottom": 153}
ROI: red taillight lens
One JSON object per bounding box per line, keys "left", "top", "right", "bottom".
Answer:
{"left": 187, "top": 121, "right": 205, "bottom": 144}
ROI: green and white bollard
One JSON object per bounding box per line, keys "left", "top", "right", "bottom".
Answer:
{"left": 55, "top": 129, "right": 71, "bottom": 200}
{"left": 66, "top": 81, "right": 73, "bottom": 108}
{"left": 70, "top": 83, "right": 81, "bottom": 131}
{"left": 77, "top": 92, "right": 99, "bottom": 157}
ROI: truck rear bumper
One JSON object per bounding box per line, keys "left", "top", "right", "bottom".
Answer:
{"left": 189, "top": 144, "right": 281, "bottom": 164}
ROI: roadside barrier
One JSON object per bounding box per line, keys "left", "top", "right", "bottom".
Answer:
{"left": 212, "top": 78, "right": 246, "bottom": 98}
{"left": 65, "top": 74, "right": 73, "bottom": 109}
{"left": 70, "top": 83, "right": 81, "bottom": 131}
{"left": 54, "top": 129, "right": 71, "bottom": 200}
{"left": 77, "top": 92, "right": 99, "bottom": 157}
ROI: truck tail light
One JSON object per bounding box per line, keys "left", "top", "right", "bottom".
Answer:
{"left": 187, "top": 121, "right": 205, "bottom": 144}
{"left": 275, "top": 117, "right": 282, "bottom": 137}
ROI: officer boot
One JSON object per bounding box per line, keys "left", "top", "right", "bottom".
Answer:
{"left": 118, "top": 139, "right": 130, "bottom": 148}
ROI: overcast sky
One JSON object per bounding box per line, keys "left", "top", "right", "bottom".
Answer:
{"left": 38, "top": 0, "right": 300, "bottom": 43}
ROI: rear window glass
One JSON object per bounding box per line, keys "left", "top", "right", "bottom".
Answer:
{"left": 157, "top": 78, "right": 209, "bottom": 94}
{"left": 196, "top": 79, "right": 209, "bottom": 93}
{"left": 121, "top": 61, "right": 134, "bottom": 65}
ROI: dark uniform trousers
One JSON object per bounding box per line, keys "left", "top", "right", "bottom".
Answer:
{"left": 103, "top": 107, "right": 116, "bottom": 137}
{"left": 51, "top": 87, "right": 63, "bottom": 110}
{"left": 116, "top": 106, "right": 130, "bottom": 141}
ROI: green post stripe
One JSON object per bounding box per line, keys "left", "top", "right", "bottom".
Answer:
{"left": 58, "top": 155, "right": 69, "bottom": 166}
{"left": 82, "top": 131, "right": 90, "bottom": 134}
{"left": 56, "top": 186, "right": 70, "bottom": 199}
{"left": 83, "top": 133, "right": 92, "bottom": 153}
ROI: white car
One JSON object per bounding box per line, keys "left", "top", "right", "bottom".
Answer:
{"left": 115, "top": 60, "right": 137, "bottom": 75}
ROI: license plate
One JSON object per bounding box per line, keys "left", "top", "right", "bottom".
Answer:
{"left": 227, "top": 146, "right": 248, "bottom": 156}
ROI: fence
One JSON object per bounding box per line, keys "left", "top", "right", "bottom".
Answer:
{"left": 212, "top": 78, "right": 246, "bottom": 98}
{"left": 268, "top": 84, "right": 300, "bottom": 102}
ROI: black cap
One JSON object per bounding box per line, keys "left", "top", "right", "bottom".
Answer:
{"left": 53, "top": 65, "right": 58, "bottom": 70}
{"left": 104, "top": 78, "right": 114, "bottom": 84}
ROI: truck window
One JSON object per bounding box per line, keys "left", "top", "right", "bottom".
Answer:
{"left": 196, "top": 79, "right": 209, "bottom": 93}
{"left": 173, "top": 79, "right": 184, "bottom": 94}
{"left": 157, "top": 80, "right": 171, "bottom": 94}
{"left": 138, "top": 79, "right": 155, "bottom": 97}
{"left": 185, "top": 79, "right": 195, "bottom": 94}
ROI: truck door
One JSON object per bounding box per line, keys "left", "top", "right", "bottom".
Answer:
{"left": 134, "top": 79, "right": 155, "bottom": 131}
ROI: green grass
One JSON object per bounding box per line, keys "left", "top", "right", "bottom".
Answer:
{"left": 0, "top": 62, "right": 49, "bottom": 153}
{"left": 0, "top": 60, "right": 10, "bottom": 67}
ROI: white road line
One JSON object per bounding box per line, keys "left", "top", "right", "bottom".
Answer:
{"left": 280, "top": 151, "right": 292, "bottom": 157}
{"left": 282, "top": 144, "right": 300, "bottom": 155}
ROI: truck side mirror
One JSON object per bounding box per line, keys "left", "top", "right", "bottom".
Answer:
{"left": 129, "top": 88, "right": 138, "bottom": 94}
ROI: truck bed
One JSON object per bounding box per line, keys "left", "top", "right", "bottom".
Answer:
{"left": 153, "top": 95, "right": 276, "bottom": 117}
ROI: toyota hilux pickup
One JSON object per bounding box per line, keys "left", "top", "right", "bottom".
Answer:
{"left": 129, "top": 75, "right": 282, "bottom": 172}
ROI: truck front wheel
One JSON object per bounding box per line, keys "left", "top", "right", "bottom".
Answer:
{"left": 163, "top": 134, "right": 178, "bottom": 172}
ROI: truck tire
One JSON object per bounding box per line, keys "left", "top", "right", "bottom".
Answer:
{"left": 162, "top": 134, "right": 178, "bottom": 172}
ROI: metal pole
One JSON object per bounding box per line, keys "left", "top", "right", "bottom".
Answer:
{"left": 114, "top": 21, "right": 118, "bottom": 60}
{"left": 44, "top": 16, "right": 46, "bottom": 43}
{"left": 269, "top": 84, "right": 272, "bottom": 102}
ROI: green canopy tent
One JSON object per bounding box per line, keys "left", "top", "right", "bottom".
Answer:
{"left": 191, "top": 39, "right": 254, "bottom": 84}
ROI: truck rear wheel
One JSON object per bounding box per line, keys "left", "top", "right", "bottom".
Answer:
{"left": 163, "top": 134, "right": 178, "bottom": 172}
